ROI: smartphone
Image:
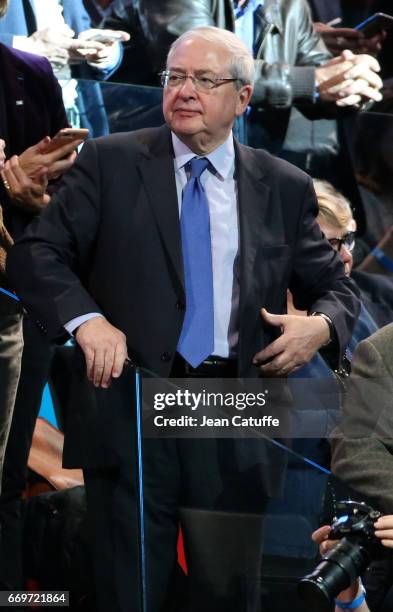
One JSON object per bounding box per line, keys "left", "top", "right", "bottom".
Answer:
{"left": 43, "top": 128, "right": 89, "bottom": 154}
{"left": 355, "top": 12, "right": 393, "bottom": 38}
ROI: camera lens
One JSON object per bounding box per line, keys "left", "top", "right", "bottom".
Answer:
{"left": 298, "top": 538, "right": 370, "bottom": 611}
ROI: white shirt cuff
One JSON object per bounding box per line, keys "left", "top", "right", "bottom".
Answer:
{"left": 64, "top": 312, "right": 104, "bottom": 335}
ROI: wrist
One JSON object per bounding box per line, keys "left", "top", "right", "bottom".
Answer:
{"left": 335, "top": 581, "right": 366, "bottom": 610}
{"left": 310, "top": 311, "right": 334, "bottom": 346}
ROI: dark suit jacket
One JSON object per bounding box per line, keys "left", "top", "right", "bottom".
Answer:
{"left": 7, "top": 124, "right": 360, "bottom": 468}
{"left": 0, "top": 43, "right": 68, "bottom": 240}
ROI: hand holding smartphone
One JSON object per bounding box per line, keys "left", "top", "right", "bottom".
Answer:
{"left": 43, "top": 128, "right": 89, "bottom": 154}
{"left": 355, "top": 12, "right": 393, "bottom": 39}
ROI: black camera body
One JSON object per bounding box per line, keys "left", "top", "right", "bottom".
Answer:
{"left": 298, "top": 500, "right": 384, "bottom": 612}
{"left": 330, "top": 500, "right": 383, "bottom": 545}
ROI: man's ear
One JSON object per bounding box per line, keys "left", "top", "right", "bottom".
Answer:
{"left": 236, "top": 85, "right": 253, "bottom": 116}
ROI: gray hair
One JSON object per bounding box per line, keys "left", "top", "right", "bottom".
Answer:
{"left": 167, "top": 26, "right": 255, "bottom": 88}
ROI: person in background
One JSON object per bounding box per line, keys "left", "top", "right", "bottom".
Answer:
{"left": 102, "top": 0, "right": 382, "bottom": 119}
{"left": 309, "top": 0, "right": 382, "bottom": 56}
{"left": 0, "top": 0, "right": 84, "bottom": 592}
{"left": 0, "top": 0, "right": 129, "bottom": 135}
{"left": 285, "top": 179, "right": 392, "bottom": 481}
{"left": 313, "top": 322, "right": 393, "bottom": 611}
{"left": 0, "top": 137, "right": 23, "bottom": 503}
{"left": 313, "top": 512, "right": 393, "bottom": 612}
{"left": 289, "top": 180, "right": 393, "bottom": 353}
{"left": 353, "top": 97, "right": 393, "bottom": 250}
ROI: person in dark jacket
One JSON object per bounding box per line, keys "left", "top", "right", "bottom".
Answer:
{"left": 102, "top": 0, "right": 382, "bottom": 151}
{"left": 0, "top": 0, "right": 82, "bottom": 591}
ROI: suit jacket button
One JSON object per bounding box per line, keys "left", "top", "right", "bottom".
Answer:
{"left": 160, "top": 352, "right": 172, "bottom": 362}
{"left": 175, "top": 300, "right": 185, "bottom": 310}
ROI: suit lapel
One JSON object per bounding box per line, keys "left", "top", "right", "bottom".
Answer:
{"left": 235, "top": 141, "right": 271, "bottom": 318}
{"left": 137, "top": 125, "right": 184, "bottom": 293}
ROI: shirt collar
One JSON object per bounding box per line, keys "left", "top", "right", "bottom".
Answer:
{"left": 172, "top": 132, "right": 235, "bottom": 181}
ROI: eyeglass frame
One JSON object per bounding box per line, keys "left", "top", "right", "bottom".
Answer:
{"left": 327, "top": 231, "right": 356, "bottom": 253}
{"left": 159, "top": 70, "right": 243, "bottom": 92}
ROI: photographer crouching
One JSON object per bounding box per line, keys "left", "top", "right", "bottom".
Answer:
{"left": 300, "top": 323, "right": 393, "bottom": 612}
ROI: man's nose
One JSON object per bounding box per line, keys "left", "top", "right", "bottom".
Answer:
{"left": 178, "top": 75, "right": 197, "bottom": 97}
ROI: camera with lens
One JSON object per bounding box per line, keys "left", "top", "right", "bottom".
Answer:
{"left": 298, "top": 500, "right": 383, "bottom": 611}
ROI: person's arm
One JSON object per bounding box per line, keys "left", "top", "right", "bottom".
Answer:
{"left": 289, "top": 177, "right": 360, "bottom": 363}
{"left": 312, "top": 526, "right": 370, "bottom": 612}
{"left": 6, "top": 139, "right": 102, "bottom": 336}
{"left": 253, "top": 0, "right": 382, "bottom": 109}
{"left": 253, "top": 175, "right": 360, "bottom": 374}
{"left": 6, "top": 139, "right": 128, "bottom": 387}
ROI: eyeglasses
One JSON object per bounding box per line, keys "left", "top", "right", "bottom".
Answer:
{"left": 327, "top": 231, "right": 356, "bottom": 253}
{"left": 160, "top": 70, "right": 240, "bottom": 93}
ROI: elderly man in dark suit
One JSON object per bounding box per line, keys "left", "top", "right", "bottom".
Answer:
{"left": 8, "top": 25, "right": 360, "bottom": 611}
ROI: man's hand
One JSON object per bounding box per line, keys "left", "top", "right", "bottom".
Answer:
{"left": 252, "top": 308, "right": 330, "bottom": 375}
{"left": 17, "top": 25, "right": 74, "bottom": 70}
{"left": 18, "top": 136, "right": 82, "bottom": 181}
{"left": 78, "top": 29, "right": 130, "bottom": 46}
{"left": 314, "top": 23, "right": 383, "bottom": 55}
{"left": 76, "top": 29, "right": 130, "bottom": 66}
{"left": 374, "top": 515, "right": 393, "bottom": 548}
{"left": 63, "top": 37, "right": 108, "bottom": 63}
{"left": 1, "top": 156, "right": 49, "bottom": 211}
{"left": 316, "top": 50, "right": 383, "bottom": 107}
{"left": 75, "top": 317, "right": 128, "bottom": 388}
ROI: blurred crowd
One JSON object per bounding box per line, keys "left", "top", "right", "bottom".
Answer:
{"left": 0, "top": 0, "right": 393, "bottom": 611}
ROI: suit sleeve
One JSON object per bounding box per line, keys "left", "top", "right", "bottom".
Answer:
{"left": 289, "top": 176, "right": 360, "bottom": 364}
{"left": 7, "top": 139, "right": 104, "bottom": 339}
{"left": 253, "top": 0, "right": 330, "bottom": 104}
{"left": 332, "top": 336, "right": 393, "bottom": 513}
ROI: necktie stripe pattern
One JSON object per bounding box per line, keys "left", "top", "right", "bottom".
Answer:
{"left": 177, "top": 158, "right": 214, "bottom": 368}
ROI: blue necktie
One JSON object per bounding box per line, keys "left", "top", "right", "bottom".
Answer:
{"left": 177, "top": 158, "right": 214, "bottom": 368}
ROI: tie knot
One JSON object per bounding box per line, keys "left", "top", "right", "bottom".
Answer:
{"left": 190, "top": 157, "right": 209, "bottom": 179}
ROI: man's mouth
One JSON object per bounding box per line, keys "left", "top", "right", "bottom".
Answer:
{"left": 173, "top": 108, "right": 201, "bottom": 116}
